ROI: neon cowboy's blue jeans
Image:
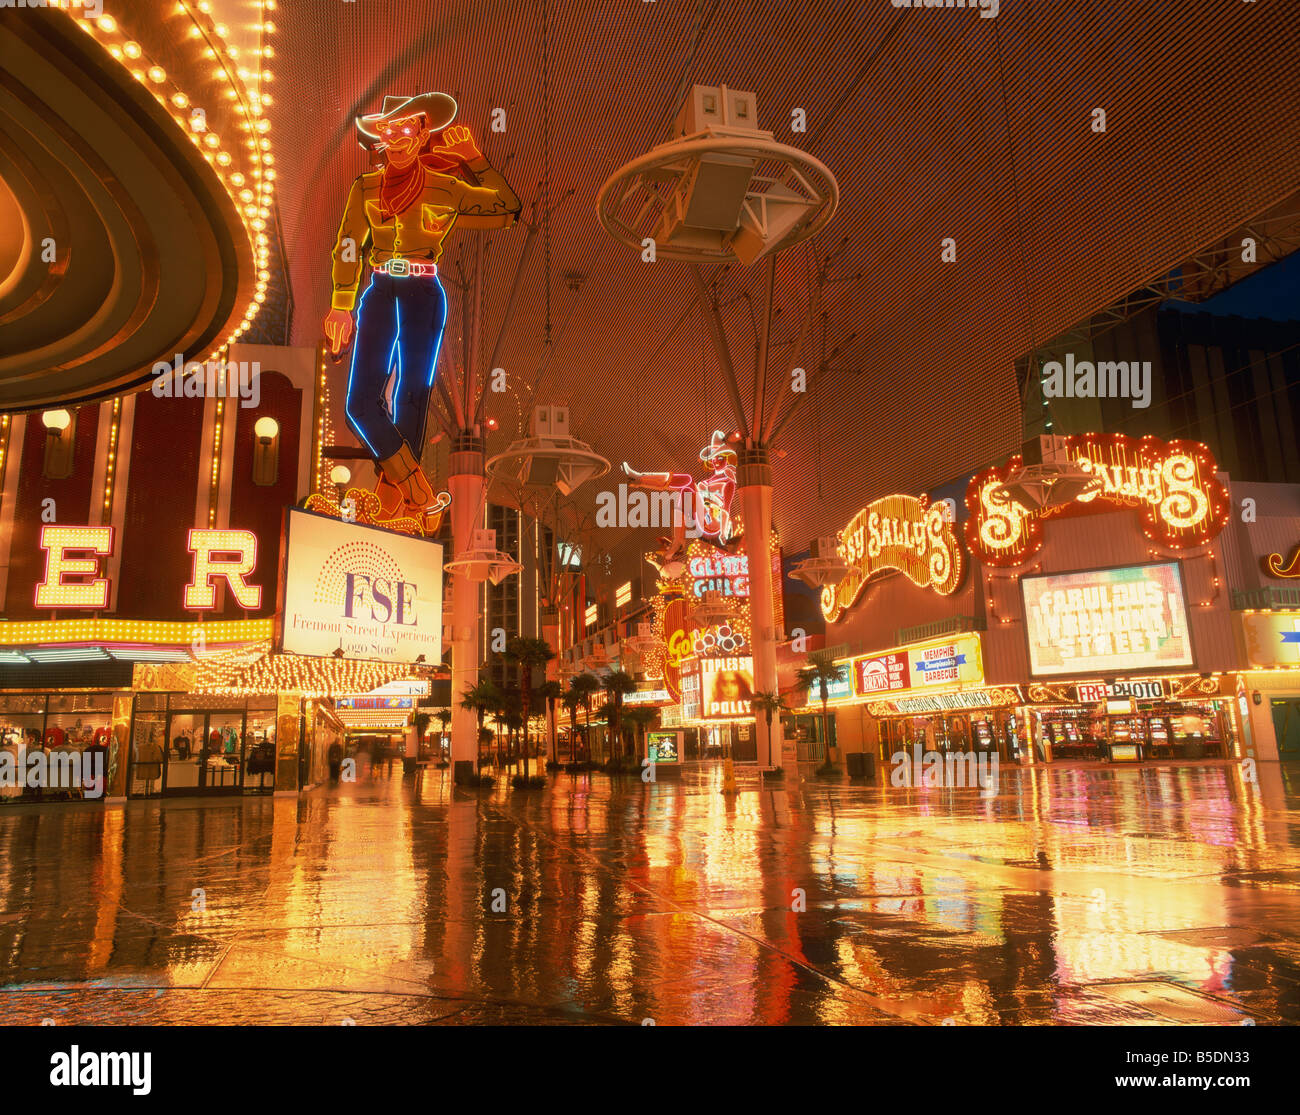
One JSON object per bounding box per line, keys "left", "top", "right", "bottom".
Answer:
{"left": 344, "top": 272, "right": 447, "bottom": 462}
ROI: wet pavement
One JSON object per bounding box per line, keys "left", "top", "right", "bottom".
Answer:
{"left": 1, "top": 760, "right": 1299, "bottom": 1025}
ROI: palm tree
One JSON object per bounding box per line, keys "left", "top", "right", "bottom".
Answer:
{"left": 494, "top": 690, "right": 521, "bottom": 769}
{"left": 601, "top": 669, "right": 638, "bottom": 763}
{"left": 490, "top": 705, "right": 509, "bottom": 767}
{"left": 460, "top": 678, "right": 502, "bottom": 771}
{"left": 476, "top": 726, "right": 495, "bottom": 775}
{"left": 562, "top": 688, "right": 584, "bottom": 763}
{"left": 534, "top": 680, "right": 564, "bottom": 766}
{"left": 751, "top": 691, "right": 786, "bottom": 766}
{"left": 504, "top": 637, "right": 555, "bottom": 780}
{"left": 622, "top": 705, "right": 660, "bottom": 768}
{"left": 434, "top": 708, "right": 452, "bottom": 765}
{"left": 568, "top": 673, "right": 601, "bottom": 762}
{"left": 594, "top": 700, "right": 613, "bottom": 755}
{"left": 796, "top": 651, "right": 847, "bottom": 773}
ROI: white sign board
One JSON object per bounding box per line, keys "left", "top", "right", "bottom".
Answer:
{"left": 278, "top": 509, "right": 443, "bottom": 665}
{"left": 1022, "top": 562, "right": 1193, "bottom": 677}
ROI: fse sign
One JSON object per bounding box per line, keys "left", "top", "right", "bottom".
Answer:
{"left": 276, "top": 509, "right": 443, "bottom": 665}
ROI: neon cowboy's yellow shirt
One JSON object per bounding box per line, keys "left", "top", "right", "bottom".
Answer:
{"left": 330, "top": 157, "right": 519, "bottom": 311}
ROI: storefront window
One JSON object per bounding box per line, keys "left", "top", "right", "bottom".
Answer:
{"left": 163, "top": 711, "right": 204, "bottom": 792}
{"left": 4, "top": 691, "right": 301, "bottom": 803}
{"left": 0, "top": 695, "right": 46, "bottom": 803}
{"left": 41, "top": 693, "right": 112, "bottom": 798}
{"left": 245, "top": 702, "right": 277, "bottom": 792}
{"left": 203, "top": 712, "right": 245, "bottom": 790}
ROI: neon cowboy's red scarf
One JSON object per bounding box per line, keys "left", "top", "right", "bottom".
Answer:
{"left": 378, "top": 158, "right": 425, "bottom": 219}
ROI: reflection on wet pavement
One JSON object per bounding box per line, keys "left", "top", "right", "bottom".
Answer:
{"left": 1, "top": 761, "right": 1298, "bottom": 1025}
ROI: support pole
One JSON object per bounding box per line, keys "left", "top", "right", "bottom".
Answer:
{"left": 449, "top": 434, "right": 485, "bottom": 784}
{"left": 542, "top": 607, "right": 560, "bottom": 766}
{"left": 690, "top": 266, "right": 751, "bottom": 440}
{"left": 738, "top": 447, "right": 781, "bottom": 772}
{"left": 754, "top": 254, "right": 777, "bottom": 438}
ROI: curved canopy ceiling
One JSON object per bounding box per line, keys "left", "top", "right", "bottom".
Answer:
{"left": 269, "top": 0, "right": 1300, "bottom": 562}
{"left": 0, "top": 9, "right": 258, "bottom": 413}
{"left": 7, "top": 3, "right": 1297, "bottom": 567}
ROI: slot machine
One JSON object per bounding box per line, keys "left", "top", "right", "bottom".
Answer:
{"left": 1108, "top": 716, "right": 1141, "bottom": 763}
{"left": 1148, "top": 715, "right": 1170, "bottom": 755}
{"left": 1004, "top": 714, "right": 1021, "bottom": 762}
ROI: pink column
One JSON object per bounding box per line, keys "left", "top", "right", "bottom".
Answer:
{"left": 449, "top": 438, "right": 484, "bottom": 784}
{"left": 542, "top": 609, "right": 560, "bottom": 765}
{"left": 739, "top": 449, "right": 781, "bottom": 770}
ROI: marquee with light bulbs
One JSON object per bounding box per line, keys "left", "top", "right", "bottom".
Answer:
{"left": 965, "top": 434, "right": 1230, "bottom": 568}
{"left": 31, "top": 526, "right": 264, "bottom": 611}
{"left": 68, "top": 0, "right": 280, "bottom": 351}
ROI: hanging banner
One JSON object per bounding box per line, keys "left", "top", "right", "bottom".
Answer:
{"left": 821, "top": 493, "right": 963, "bottom": 622}
{"left": 1239, "top": 612, "right": 1300, "bottom": 668}
{"left": 850, "top": 632, "right": 985, "bottom": 698}
{"left": 853, "top": 651, "right": 910, "bottom": 695}
{"left": 700, "top": 656, "right": 754, "bottom": 719}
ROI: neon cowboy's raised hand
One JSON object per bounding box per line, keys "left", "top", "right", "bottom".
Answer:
{"left": 324, "top": 308, "right": 354, "bottom": 356}
{"left": 434, "top": 125, "right": 482, "bottom": 164}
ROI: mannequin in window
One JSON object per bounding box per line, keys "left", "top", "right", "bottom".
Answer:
{"left": 136, "top": 729, "right": 164, "bottom": 795}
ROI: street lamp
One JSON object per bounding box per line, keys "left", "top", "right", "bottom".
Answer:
{"left": 41, "top": 409, "right": 75, "bottom": 479}
{"left": 252, "top": 415, "right": 279, "bottom": 486}
{"left": 329, "top": 463, "right": 351, "bottom": 502}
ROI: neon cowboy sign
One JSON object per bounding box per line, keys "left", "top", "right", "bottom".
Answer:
{"left": 623, "top": 431, "right": 738, "bottom": 543}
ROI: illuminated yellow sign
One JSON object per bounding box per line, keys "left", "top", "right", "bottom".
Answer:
{"left": 184, "top": 529, "right": 262, "bottom": 610}
{"left": 967, "top": 434, "right": 1229, "bottom": 567}
{"left": 35, "top": 526, "right": 113, "bottom": 609}
{"left": 821, "top": 494, "right": 962, "bottom": 622}
{"left": 1239, "top": 612, "right": 1300, "bottom": 668}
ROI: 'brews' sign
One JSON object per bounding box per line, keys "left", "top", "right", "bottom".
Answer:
{"left": 276, "top": 509, "right": 443, "bottom": 665}
{"left": 821, "top": 493, "right": 963, "bottom": 622}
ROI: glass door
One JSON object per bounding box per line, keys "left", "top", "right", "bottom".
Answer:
{"left": 243, "top": 707, "right": 277, "bottom": 794}
{"left": 1272, "top": 698, "right": 1300, "bottom": 758}
{"left": 203, "top": 711, "right": 246, "bottom": 793}
{"left": 163, "top": 711, "right": 245, "bottom": 795}
{"left": 130, "top": 713, "right": 167, "bottom": 798}
{"left": 162, "top": 712, "right": 202, "bottom": 793}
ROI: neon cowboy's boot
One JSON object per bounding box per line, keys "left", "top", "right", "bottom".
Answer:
{"left": 377, "top": 443, "right": 438, "bottom": 522}
{"left": 373, "top": 472, "right": 406, "bottom": 521}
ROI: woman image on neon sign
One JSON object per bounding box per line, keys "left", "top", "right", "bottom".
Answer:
{"left": 709, "top": 667, "right": 754, "bottom": 716}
